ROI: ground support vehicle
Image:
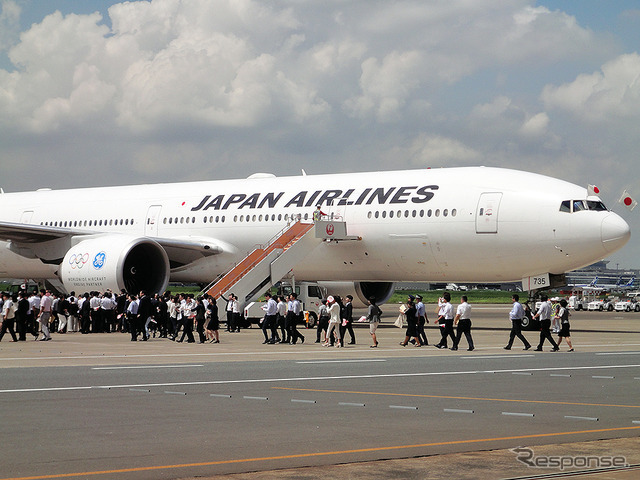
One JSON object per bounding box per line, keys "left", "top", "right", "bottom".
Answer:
{"left": 243, "top": 281, "right": 326, "bottom": 328}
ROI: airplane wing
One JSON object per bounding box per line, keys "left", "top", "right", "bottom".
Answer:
{"left": 0, "top": 221, "right": 77, "bottom": 243}
{"left": 0, "top": 221, "right": 225, "bottom": 266}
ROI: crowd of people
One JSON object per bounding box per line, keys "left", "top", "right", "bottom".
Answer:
{"left": 0, "top": 287, "right": 574, "bottom": 351}
{"left": 0, "top": 288, "right": 225, "bottom": 343}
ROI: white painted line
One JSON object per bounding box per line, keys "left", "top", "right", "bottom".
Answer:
{"left": 210, "top": 394, "right": 232, "bottom": 398}
{"left": 462, "top": 355, "right": 534, "bottom": 359}
{"left": 550, "top": 374, "right": 571, "bottom": 377}
{"left": 633, "top": 420, "right": 640, "bottom": 425}
{"left": 4, "top": 363, "right": 640, "bottom": 394}
{"left": 296, "top": 359, "right": 387, "bottom": 364}
{"left": 164, "top": 391, "right": 187, "bottom": 395}
{"left": 444, "top": 408, "right": 474, "bottom": 414}
{"left": 565, "top": 415, "right": 599, "bottom": 421}
{"left": 291, "top": 399, "right": 316, "bottom": 404}
{"left": 128, "top": 388, "right": 150, "bottom": 393}
{"left": 92, "top": 365, "right": 204, "bottom": 370}
{"left": 592, "top": 375, "right": 615, "bottom": 379}
{"left": 243, "top": 396, "right": 268, "bottom": 401}
{"left": 390, "top": 405, "right": 418, "bottom": 410}
{"left": 339, "top": 402, "right": 365, "bottom": 407}
{"left": 596, "top": 352, "right": 640, "bottom": 355}
{"left": 502, "top": 412, "right": 534, "bottom": 417}
{"left": 512, "top": 372, "right": 533, "bottom": 376}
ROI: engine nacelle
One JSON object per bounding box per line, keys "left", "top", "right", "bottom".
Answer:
{"left": 318, "top": 281, "right": 395, "bottom": 307}
{"left": 60, "top": 236, "right": 170, "bottom": 294}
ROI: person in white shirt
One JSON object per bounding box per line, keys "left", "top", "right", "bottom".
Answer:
{"left": 277, "top": 296, "right": 287, "bottom": 343}
{"left": 451, "top": 296, "right": 474, "bottom": 351}
{"left": 38, "top": 290, "right": 53, "bottom": 341}
{"left": 261, "top": 292, "right": 278, "bottom": 344}
{"left": 532, "top": 294, "right": 559, "bottom": 352}
{"left": 435, "top": 292, "right": 455, "bottom": 349}
{"left": 0, "top": 293, "right": 18, "bottom": 342}
{"left": 324, "top": 295, "right": 342, "bottom": 348}
{"left": 504, "top": 294, "right": 532, "bottom": 350}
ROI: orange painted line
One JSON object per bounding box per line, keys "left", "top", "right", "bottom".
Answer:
{"left": 2, "top": 426, "right": 640, "bottom": 480}
{"left": 273, "top": 386, "right": 640, "bottom": 409}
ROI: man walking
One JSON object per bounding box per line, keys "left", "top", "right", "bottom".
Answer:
{"left": 37, "top": 290, "right": 53, "bottom": 341}
{"left": 504, "top": 294, "right": 531, "bottom": 350}
{"left": 532, "top": 295, "right": 559, "bottom": 352}
{"left": 451, "top": 295, "right": 474, "bottom": 351}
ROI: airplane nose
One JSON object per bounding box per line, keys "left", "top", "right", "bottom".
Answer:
{"left": 601, "top": 213, "right": 631, "bottom": 253}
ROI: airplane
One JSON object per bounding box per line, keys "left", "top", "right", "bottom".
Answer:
{"left": 619, "top": 277, "right": 635, "bottom": 290}
{"left": 0, "top": 166, "right": 631, "bottom": 306}
{"left": 569, "top": 276, "right": 599, "bottom": 288}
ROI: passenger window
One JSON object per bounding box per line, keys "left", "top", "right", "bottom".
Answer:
{"left": 560, "top": 201, "right": 571, "bottom": 213}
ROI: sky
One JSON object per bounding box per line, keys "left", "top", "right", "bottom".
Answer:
{"left": 1, "top": 0, "right": 640, "bottom": 270}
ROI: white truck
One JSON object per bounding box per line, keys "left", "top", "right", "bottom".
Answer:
{"left": 243, "top": 281, "right": 327, "bottom": 328}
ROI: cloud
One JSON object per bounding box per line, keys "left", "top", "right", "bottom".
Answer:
{"left": 0, "top": 0, "right": 629, "bottom": 195}
{"left": 542, "top": 53, "right": 640, "bottom": 122}
{"left": 0, "top": 0, "right": 20, "bottom": 52}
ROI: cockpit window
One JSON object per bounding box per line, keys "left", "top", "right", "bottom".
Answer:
{"left": 560, "top": 199, "right": 608, "bottom": 213}
{"left": 586, "top": 200, "right": 608, "bottom": 211}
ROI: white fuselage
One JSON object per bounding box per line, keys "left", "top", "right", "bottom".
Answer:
{"left": 0, "top": 167, "right": 630, "bottom": 285}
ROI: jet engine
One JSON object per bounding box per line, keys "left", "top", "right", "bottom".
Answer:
{"left": 59, "top": 236, "right": 170, "bottom": 294}
{"left": 319, "top": 281, "right": 395, "bottom": 307}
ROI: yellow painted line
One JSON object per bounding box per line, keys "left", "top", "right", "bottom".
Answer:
{"left": 2, "top": 426, "right": 640, "bottom": 480}
{"left": 273, "top": 386, "right": 640, "bottom": 409}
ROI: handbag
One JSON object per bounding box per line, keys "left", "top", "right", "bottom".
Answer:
{"left": 394, "top": 314, "right": 405, "bottom": 328}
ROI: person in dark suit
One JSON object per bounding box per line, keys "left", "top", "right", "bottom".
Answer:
{"left": 339, "top": 295, "right": 356, "bottom": 345}
{"left": 16, "top": 291, "right": 30, "bottom": 341}
{"left": 136, "top": 291, "right": 153, "bottom": 341}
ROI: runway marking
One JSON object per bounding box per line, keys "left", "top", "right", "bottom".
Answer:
{"left": 291, "top": 399, "right": 316, "bottom": 404}
{"left": 596, "top": 352, "right": 640, "bottom": 355}
{"left": 502, "top": 412, "right": 534, "bottom": 417}
{"left": 338, "top": 402, "right": 365, "bottom": 407}
{"left": 243, "top": 396, "right": 268, "bottom": 401}
{"left": 2, "top": 363, "right": 640, "bottom": 394}
{"left": 565, "top": 415, "right": 599, "bottom": 421}
{"left": 2, "top": 426, "right": 640, "bottom": 480}
{"left": 91, "top": 365, "right": 204, "bottom": 370}
{"left": 296, "top": 359, "right": 387, "bottom": 364}
{"left": 463, "top": 355, "right": 534, "bottom": 359}
{"left": 390, "top": 405, "right": 418, "bottom": 410}
{"left": 444, "top": 408, "right": 474, "bottom": 414}
{"left": 273, "top": 387, "right": 640, "bottom": 410}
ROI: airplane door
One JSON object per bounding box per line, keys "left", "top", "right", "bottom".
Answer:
{"left": 145, "top": 205, "right": 162, "bottom": 236}
{"left": 476, "top": 193, "right": 502, "bottom": 234}
{"left": 20, "top": 211, "right": 34, "bottom": 224}
{"left": 327, "top": 199, "right": 346, "bottom": 221}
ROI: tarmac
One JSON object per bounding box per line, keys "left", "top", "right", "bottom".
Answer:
{"left": 2, "top": 304, "right": 640, "bottom": 479}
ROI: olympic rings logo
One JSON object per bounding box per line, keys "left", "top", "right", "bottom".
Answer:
{"left": 69, "top": 253, "right": 90, "bottom": 269}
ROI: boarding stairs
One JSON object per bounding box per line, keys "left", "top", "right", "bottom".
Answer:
{"left": 202, "top": 219, "right": 358, "bottom": 307}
